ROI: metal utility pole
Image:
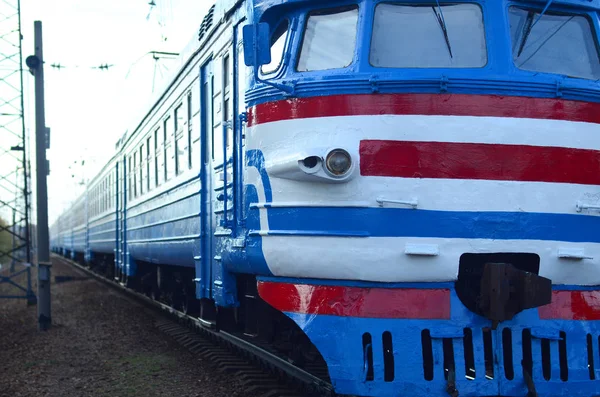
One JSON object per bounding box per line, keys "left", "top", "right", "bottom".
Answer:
{"left": 0, "top": 0, "right": 34, "bottom": 305}
{"left": 27, "top": 20, "right": 51, "bottom": 331}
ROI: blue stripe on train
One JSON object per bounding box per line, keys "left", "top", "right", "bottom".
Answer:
{"left": 262, "top": 206, "right": 600, "bottom": 243}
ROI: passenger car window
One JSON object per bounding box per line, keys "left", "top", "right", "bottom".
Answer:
{"left": 297, "top": 6, "right": 359, "bottom": 72}
{"left": 509, "top": 7, "right": 600, "bottom": 80}
{"left": 261, "top": 20, "right": 289, "bottom": 75}
{"left": 370, "top": 3, "right": 487, "bottom": 68}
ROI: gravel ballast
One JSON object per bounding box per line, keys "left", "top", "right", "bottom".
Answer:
{"left": 0, "top": 256, "right": 253, "bottom": 397}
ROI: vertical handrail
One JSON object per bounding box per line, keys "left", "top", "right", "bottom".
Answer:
{"left": 222, "top": 121, "right": 231, "bottom": 229}
{"left": 85, "top": 181, "right": 89, "bottom": 262}
{"left": 232, "top": 23, "right": 240, "bottom": 236}
{"left": 114, "top": 162, "right": 119, "bottom": 278}
{"left": 122, "top": 155, "right": 128, "bottom": 280}
{"left": 235, "top": 112, "right": 246, "bottom": 232}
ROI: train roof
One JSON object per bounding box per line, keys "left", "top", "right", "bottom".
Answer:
{"left": 68, "top": 0, "right": 244, "bottom": 198}
{"left": 251, "top": 0, "right": 600, "bottom": 17}
{"left": 115, "top": 0, "right": 244, "bottom": 154}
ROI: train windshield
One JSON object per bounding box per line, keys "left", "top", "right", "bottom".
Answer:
{"left": 509, "top": 7, "right": 600, "bottom": 80}
{"left": 297, "top": 6, "right": 359, "bottom": 71}
{"left": 369, "top": 3, "right": 487, "bottom": 68}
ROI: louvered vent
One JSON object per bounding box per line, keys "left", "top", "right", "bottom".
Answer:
{"left": 198, "top": 5, "right": 215, "bottom": 42}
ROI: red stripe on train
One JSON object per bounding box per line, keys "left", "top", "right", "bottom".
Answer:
{"left": 360, "top": 140, "right": 600, "bottom": 185}
{"left": 247, "top": 93, "right": 600, "bottom": 126}
{"left": 538, "top": 291, "right": 600, "bottom": 320}
{"left": 256, "top": 281, "right": 451, "bottom": 319}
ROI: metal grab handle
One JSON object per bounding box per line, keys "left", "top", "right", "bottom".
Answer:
{"left": 576, "top": 201, "right": 600, "bottom": 212}
{"left": 222, "top": 122, "right": 231, "bottom": 228}
{"left": 376, "top": 198, "right": 418, "bottom": 209}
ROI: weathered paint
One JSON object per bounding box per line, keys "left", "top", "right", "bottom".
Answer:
{"left": 538, "top": 290, "right": 600, "bottom": 320}
{"left": 360, "top": 139, "right": 600, "bottom": 185}
{"left": 259, "top": 235, "right": 600, "bottom": 285}
{"left": 245, "top": 110, "right": 600, "bottom": 285}
{"left": 248, "top": 93, "right": 600, "bottom": 126}
{"left": 257, "top": 280, "right": 451, "bottom": 319}
{"left": 258, "top": 283, "right": 600, "bottom": 397}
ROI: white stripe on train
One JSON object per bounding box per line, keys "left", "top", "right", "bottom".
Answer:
{"left": 248, "top": 114, "right": 600, "bottom": 150}
{"left": 261, "top": 235, "right": 600, "bottom": 285}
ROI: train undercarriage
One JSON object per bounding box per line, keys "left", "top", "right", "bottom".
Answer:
{"left": 66, "top": 250, "right": 331, "bottom": 387}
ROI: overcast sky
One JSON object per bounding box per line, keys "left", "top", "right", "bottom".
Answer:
{"left": 20, "top": 0, "right": 212, "bottom": 225}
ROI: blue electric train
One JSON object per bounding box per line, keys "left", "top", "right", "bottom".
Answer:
{"left": 52, "top": 0, "right": 600, "bottom": 395}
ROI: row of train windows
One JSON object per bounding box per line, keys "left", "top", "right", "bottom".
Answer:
{"left": 88, "top": 52, "right": 233, "bottom": 214}
{"left": 127, "top": 53, "right": 233, "bottom": 202}
{"left": 127, "top": 91, "right": 194, "bottom": 202}
{"left": 263, "top": 4, "right": 600, "bottom": 81}
{"left": 89, "top": 88, "right": 197, "bottom": 215}
{"left": 90, "top": 172, "right": 115, "bottom": 217}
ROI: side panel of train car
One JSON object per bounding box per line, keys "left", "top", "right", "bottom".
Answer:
{"left": 50, "top": 0, "right": 600, "bottom": 396}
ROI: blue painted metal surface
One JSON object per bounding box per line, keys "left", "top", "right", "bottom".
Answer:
{"left": 223, "top": 184, "right": 273, "bottom": 277}
{"left": 259, "top": 206, "right": 600, "bottom": 243}
{"left": 245, "top": 0, "right": 600, "bottom": 107}
{"left": 198, "top": 58, "right": 214, "bottom": 300}
{"left": 211, "top": 22, "right": 247, "bottom": 308}
{"left": 232, "top": 20, "right": 245, "bottom": 235}
{"left": 242, "top": 23, "right": 272, "bottom": 67}
{"left": 283, "top": 287, "right": 600, "bottom": 397}
{"left": 114, "top": 162, "right": 119, "bottom": 276}
{"left": 126, "top": 178, "right": 200, "bottom": 267}
{"left": 88, "top": 215, "right": 117, "bottom": 254}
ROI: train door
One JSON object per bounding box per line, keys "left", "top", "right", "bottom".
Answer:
{"left": 197, "top": 59, "right": 214, "bottom": 300}
{"left": 114, "top": 162, "right": 120, "bottom": 280}
{"left": 234, "top": 23, "right": 248, "bottom": 226}
{"left": 117, "top": 156, "right": 127, "bottom": 283}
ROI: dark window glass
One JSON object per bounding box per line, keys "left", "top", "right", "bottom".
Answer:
{"left": 146, "top": 136, "right": 151, "bottom": 191}
{"left": 154, "top": 128, "right": 161, "bottom": 186}
{"left": 163, "top": 117, "right": 170, "bottom": 181}
{"left": 139, "top": 145, "right": 144, "bottom": 195}
{"left": 223, "top": 54, "right": 230, "bottom": 89}
{"left": 133, "top": 151, "right": 137, "bottom": 198}
{"left": 128, "top": 156, "right": 133, "bottom": 201}
{"left": 175, "top": 134, "right": 184, "bottom": 175}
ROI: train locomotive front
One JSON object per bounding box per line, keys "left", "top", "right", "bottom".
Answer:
{"left": 242, "top": 0, "right": 600, "bottom": 396}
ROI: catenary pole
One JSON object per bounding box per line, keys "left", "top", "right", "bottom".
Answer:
{"left": 29, "top": 20, "right": 51, "bottom": 331}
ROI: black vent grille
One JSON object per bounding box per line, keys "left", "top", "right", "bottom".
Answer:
{"left": 198, "top": 5, "right": 215, "bottom": 42}
{"left": 418, "top": 328, "right": 593, "bottom": 382}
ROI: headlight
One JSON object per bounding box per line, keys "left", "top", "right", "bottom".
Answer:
{"left": 325, "top": 149, "right": 352, "bottom": 176}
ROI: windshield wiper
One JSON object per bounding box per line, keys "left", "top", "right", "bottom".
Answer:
{"left": 517, "top": 11, "right": 535, "bottom": 57}
{"left": 431, "top": 4, "right": 453, "bottom": 59}
{"left": 517, "top": 15, "right": 574, "bottom": 68}
{"left": 516, "top": 0, "right": 555, "bottom": 57}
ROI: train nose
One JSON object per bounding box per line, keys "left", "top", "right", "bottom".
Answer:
{"left": 478, "top": 262, "right": 553, "bottom": 329}
{"left": 455, "top": 254, "right": 553, "bottom": 328}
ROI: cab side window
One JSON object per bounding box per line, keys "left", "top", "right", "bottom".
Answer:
{"left": 261, "top": 20, "right": 290, "bottom": 75}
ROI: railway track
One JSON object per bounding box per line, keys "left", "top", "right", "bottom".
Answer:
{"left": 54, "top": 254, "right": 336, "bottom": 397}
